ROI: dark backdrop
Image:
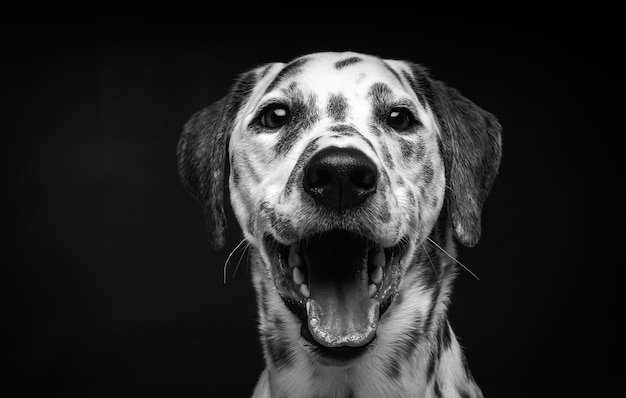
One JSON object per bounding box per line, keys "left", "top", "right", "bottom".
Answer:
{"left": 6, "top": 10, "right": 618, "bottom": 397}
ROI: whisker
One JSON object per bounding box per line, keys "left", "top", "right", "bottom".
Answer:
{"left": 231, "top": 242, "right": 250, "bottom": 280}
{"left": 421, "top": 241, "right": 439, "bottom": 278}
{"left": 426, "top": 237, "right": 479, "bottom": 281}
{"left": 224, "top": 238, "right": 247, "bottom": 285}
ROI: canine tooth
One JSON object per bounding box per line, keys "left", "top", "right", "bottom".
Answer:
{"left": 370, "top": 266, "right": 383, "bottom": 284}
{"left": 288, "top": 244, "right": 302, "bottom": 267}
{"left": 300, "top": 283, "right": 310, "bottom": 298}
{"left": 293, "top": 266, "right": 305, "bottom": 285}
{"left": 371, "top": 248, "right": 385, "bottom": 268}
{"left": 368, "top": 283, "right": 377, "bottom": 297}
{"left": 309, "top": 317, "right": 319, "bottom": 327}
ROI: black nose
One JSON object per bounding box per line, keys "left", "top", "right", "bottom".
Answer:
{"left": 303, "top": 147, "right": 378, "bottom": 211}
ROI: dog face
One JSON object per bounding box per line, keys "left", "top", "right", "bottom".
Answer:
{"left": 178, "top": 52, "right": 501, "bottom": 364}
{"left": 229, "top": 54, "right": 444, "bottom": 247}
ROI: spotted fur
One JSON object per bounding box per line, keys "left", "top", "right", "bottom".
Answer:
{"left": 178, "top": 52, "right": 502, "bottom": 397}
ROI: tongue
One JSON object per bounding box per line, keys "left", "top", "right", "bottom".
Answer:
{"left": 303, "top": 232, "right": 380, "bottom": 348}
{"left": 306, "top": 298, "right": 379, "bottom": 348}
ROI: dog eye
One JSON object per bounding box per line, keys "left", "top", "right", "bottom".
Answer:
{"left": 260, "top": 104, "right": 290, "bottom": 129}
{"left": 387, "top": 108, "right": 417, "bottom": 131}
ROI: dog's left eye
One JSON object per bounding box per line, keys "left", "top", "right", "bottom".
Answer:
{"left": 260, "top": 104, "right": 290, "bottom": 129}
{"left": 387, "top": 108, "right": 417, "bottom": 131}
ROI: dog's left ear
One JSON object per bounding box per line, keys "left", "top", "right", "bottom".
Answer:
{"left": 409, "top": 64, "right": 502, "bottom": 247}
{"left": 177, "top": 69, "right": 260, "bottom": 250}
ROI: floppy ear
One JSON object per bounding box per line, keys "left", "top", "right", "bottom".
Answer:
{"left": 177, "top": 70, "right": 259, "bottom": 250}
{"left": 409, "top": 64, "right": 502, "bottom": 247}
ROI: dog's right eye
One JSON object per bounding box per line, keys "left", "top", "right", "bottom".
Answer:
{"left": 260, "top": 104, "right": 290, "bottom": 129}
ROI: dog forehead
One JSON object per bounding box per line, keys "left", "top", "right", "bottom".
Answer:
{"left": 270, "top": 52, "right": 410, "bottom": 97}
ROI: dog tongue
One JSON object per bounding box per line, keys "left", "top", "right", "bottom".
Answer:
{"left": 303, "top": 233, "right": 379, "bottom": 348}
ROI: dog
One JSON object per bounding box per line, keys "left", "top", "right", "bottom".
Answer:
{"left": 177, "top": 52, "right": 501, "bottom": 398}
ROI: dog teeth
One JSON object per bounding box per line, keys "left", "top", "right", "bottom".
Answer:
{"left": 371, "top": 247, "right": 385, "bottom": 268}
{"left": 366, "top": 246, "right": 385, "bottom": 298}
{"left": 293, "top": 266, "right": 305, "bottom": 285}
{"left": 370, "top": 266, "right": 383, "bottom": 284}
{"left": 289, "top": 244, "right": 302, "bottom": 268}
{"left": 288, "top": 244, "right": 308, "bottom": 297}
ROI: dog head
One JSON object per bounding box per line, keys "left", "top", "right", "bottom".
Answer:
{"left": 178, "top": 52, "right": 501, "bottom": 361}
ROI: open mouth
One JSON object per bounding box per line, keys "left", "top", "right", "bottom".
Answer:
{"left": 264, "top": 230, "right": 408, "bottom": 361}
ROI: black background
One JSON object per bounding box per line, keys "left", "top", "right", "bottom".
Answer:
{"left": 6, "top": 10, "right": 619, "bottom": 397}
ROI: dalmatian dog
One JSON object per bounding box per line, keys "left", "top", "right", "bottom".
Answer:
{"left": 177, "top": 52, "right": 501, "bottom": 398}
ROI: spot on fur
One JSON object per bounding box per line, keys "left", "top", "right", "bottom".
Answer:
{"left": 327, "top": 93, "right": 348, "bottom": 121}
{"left": 379, "top": 140, "right": 393, "bottom": 168}
{"left": 369, "top": 123, "right": 383, "bottom": 136}
{"left": 408, "top": 189, "right": 416, "bottom": 206}
{"left": 458, "top": 389, "right": 471, "bottom": 398}
{"left": 231, "top": 161, "right": 241, "bottom": 187}
{"left": 400, "top": 137, "right": 416, "bottom": 160}
{"left": 367, "top": 82, "right": 393, "bottom": 102}
{"left": 384, "top": 356, "right": 403, "bottom": 379}
{"left": 265, "top": 335, "right": 294, "bottom": 370}
{"left": 273, "top": 86, "right": 320, "bottom": 156}
{"left": 441, "top": 321, "right": 452, "bottom": 349}
{"left": 379, "top": 206, "right": 391, "bottom": 223}
{"left": 385, "top": 312, "right": 422, "bottom": 379}
{"left": 329, "top": 123, "right": 358, "bottom": 134}
{"left": 433, "top": 379, "right": 443, "bottom": 398}
{"left": 426, "top": 346, "right": 439, "bottom": 382}
{"left": 335, "top": 56, "right": 362, "bottom": 69}
{"left": 414, "top": 139, "right": 426, "bottom": 163}
{"left": 423, "top": 162, "right": 434, "bottom": 184}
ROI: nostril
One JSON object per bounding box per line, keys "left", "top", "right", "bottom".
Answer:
{"left": 351, "top": 166, "right": 377, "bottom": 191}
{"left": 306, "top": 165, "right": 333, "bottom": 189}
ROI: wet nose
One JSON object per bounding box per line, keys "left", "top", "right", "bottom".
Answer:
{"left": 303, "top": 147, "right": 378, "bottom": 211}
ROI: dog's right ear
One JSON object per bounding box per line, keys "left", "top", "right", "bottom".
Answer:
{"left": 405, "top": 63, "right": 502, "bottom": 247}
{"left": 177, "top": 69, "right": 261, "bottom": 250}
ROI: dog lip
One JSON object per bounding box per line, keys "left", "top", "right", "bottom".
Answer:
{"left": 301, "top": 327, "right": 377, "bottom": 366}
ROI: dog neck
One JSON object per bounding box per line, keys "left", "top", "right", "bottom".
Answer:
{"left": 250, "top": 221, "right": 483, "bottom": 398}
